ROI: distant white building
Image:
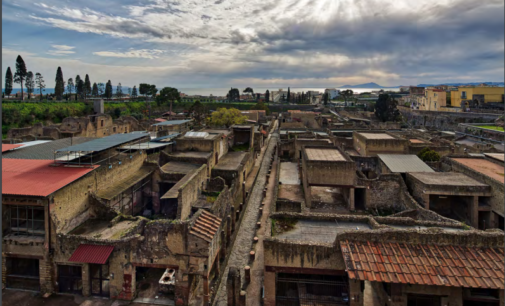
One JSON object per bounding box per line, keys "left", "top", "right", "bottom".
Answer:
{"left": 271, "top": 89, "right": 288, "bottom": 103}
{"left": 324, "top": 88, "right": 340, "bottom": 99}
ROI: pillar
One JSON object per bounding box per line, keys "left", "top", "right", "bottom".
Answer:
{"left": 422, "top": 193, "right": 430, "bottom": 210}
{"left": 470, "top": 196, "right": 479, "bottom": 229}
{"left": 349, "top": 187, "right": 355, "bottom": 211}
{"left": 227, "top": 267, "right": 241, "bottom": 306}
{"left": 263, "top": 271, "right": 276, "bottom": 306}
{"left": 203, "top": 276, "right": 210, "bottom": 305}
{"left": 349, "top": 279, "right": 364, "bottom": 306}
{"left": 82, "top": 263, "right": 91, "bottom": 296}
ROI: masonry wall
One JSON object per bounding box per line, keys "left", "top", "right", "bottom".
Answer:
{"left": 176, "top": 165, "right": 208, "bottom": 220}
{"left": 303, "top": 159, "right": 355, "bottom": 186}
{"left": 50, "top": 152, "right": 147, "bottom": 234}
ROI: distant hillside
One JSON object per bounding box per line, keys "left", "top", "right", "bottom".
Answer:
{"left": 340, "top": 82, "right": 398, "bottom": 89}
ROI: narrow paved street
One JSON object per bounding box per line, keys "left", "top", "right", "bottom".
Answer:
{"left": 213, "top": 126, "right": 278, "bottom": 306}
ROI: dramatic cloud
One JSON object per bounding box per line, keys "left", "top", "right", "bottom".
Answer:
{"left": 93, "top": 49, "right": 165, "bottom": 59}
{"left": 2, "top": 0, "right": 503, "bottom": 88}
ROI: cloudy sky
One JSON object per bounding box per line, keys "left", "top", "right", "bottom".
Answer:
{"left": 2, "top": 0, "right": 504, "bottom": 88}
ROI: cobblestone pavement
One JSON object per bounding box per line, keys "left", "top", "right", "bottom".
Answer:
{"left": 245, "top": 145, "right": 278, "bottom": 305}
{"left": 213, "top": 131, "right": 279, "bottom": 306}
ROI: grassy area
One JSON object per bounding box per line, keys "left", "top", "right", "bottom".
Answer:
{"left": 477, "top": 125, "right": 504, "bottom": 132}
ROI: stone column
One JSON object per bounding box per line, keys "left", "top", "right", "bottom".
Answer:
{"left": 263, "top": 271, "right": 276, "bottom": 306}
{"left": 203, "top": 276, "right": 210, "bottom": 305}
{"left": 82, "top": 264, "right": 90, "bottom": 296}
{"left": 349, "top": 279, "right": 364, "bottom": 306}
{"left": 227, "top": 267, "right": 241, "bottom": 306}
{"left": 422, "top": 193, "right": 430, "bottom": 210}
{"left": 470, "top": 196, "right": 479, "bottom": 229}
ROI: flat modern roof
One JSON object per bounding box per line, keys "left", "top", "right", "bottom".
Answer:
{"left": 152, "top": 119, "right": 191, "bottom": 126}
{"left": 408, "top": 172, "right": 489, "bottom": 187}
{"left": 2, "top": 144, "right": 24, "bottom": 152}
{"left": 2, "top": 159, "right": 98, "bottom": 197}
{"left": 213, "top": 152, "right": 248, "bottom": 171}
{"left": 378, "top": 154, "right": 434, "bottom": 173}
{"left": 305, "top": 148, "right": 346, "bottom": 161}
{"left": 452, "top": 158, "right": 504, "bottom": 183}
{"left": 3, "top": 137, "right": 95, "bottom": 160}
{"left": 169, "top": 151, "right": 212, "bottom": 159}
{"left": 358, "top": 133, "right": 395, "bottom": 140}
{"left": 119, "top": 142, "right": 172, "bottom": 150}
{"left": 56, "top": 132, "right": 149, "bottom": 153}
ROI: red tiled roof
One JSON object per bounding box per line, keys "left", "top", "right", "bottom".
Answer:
{"left": 2, "top": 159, "right": 98, "bottom": 197}
{"left": 189, "top": 210, "right": 221, "bottom": 242}
{"left": 2, "top": 144, "right": 24, "bottom": 152}
{"left": 340, "top": 240, "right": 504, "bottom": 289}
{"left": 68, "top": 244, "right": 114, "bottom": 264}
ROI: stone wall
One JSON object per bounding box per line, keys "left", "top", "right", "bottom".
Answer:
{"left": 50, "top": 151, "right": 147, "bottom": 234}
{"left": 176, "top": 165, "right": 208, "bottom": 220}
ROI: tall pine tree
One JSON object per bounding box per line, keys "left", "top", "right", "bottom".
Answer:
{"left": 84, "top": 74, "right": 91, "bottom": 100}
{"left": 35, "top": 73, "right": 46, "bottom": 102}
{"left": 55, "top": 67, "right": 65, "bottom": 100}
{"left": 92, "top": 82, "right": 98, "bottom": 97}
{"left": 287, "top": 87, "right": 291, "bottom": 103}
{"left": 265, "top": 89, "right": 270, "bottom": 103}
{"left": 75, "top": 75, "right": 82, "bottom": 97}
{"left": 5, "top": 67, "right": 13, "bottom": 96}
{"left": 67, "top": 78, "right": 74, "bottom": 99}
{"left": 104, "top": 80, "right": 112, "bottom": 100}
{"left": 26, "top": 71, "right": 34, "bottom": 99}
{"left": 132, "top": 85, "right": 138, "bottom": 99}
{"left": 13, "top": 55, "right": 27, "bottom": 100}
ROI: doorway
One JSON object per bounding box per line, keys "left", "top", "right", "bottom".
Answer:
{"left": 90, "top": 264, "right": 110, "bottom": 297}
{"left": 407, "top": 294, "right": 441, "bottom": 306}
{"left": 58, "top": 265, "right": 83, "bottom": 294}
{"left": 354, "top": 188, "right": 366, "bottom": 211}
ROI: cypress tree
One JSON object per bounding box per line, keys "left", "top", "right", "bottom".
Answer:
{"left": 54, "top": 67, "right": 65, "bottom": 100}
{"left": 75, "top": 75, "right": 82, "bottom": 97}
{"left": 265, "top": 89, "right": 270, "bottom": 103}
{"left": 132, "top": 86, "right": 138, "bottom": 99}
{"left": 13, "top": 55, "right": 27, "bottom": 100}
{"left": 92, "top": 82, "right": 98, "bottom": 97}
{"left": 287, "top": 87, "right": 291, "bottom": 103}
{"left": 84, "top": 74, "right": 91, "bottom": 100}
{"left": 5, "top": 67, "right": 13, "bottom": 96}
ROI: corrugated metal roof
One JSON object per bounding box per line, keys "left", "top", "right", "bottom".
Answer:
{"left": 378, "top": 154, "right": 434, "bottom": 173}
{"left": 340, "top": 240, "right": 504, "bottom": 289}
{"left": 3, "top": 137, "right": 94, "bottom": 160}
{"left": 153, "top": 119, "right": 191, "bottom": 126}
{"left": 2, "top": 144, "right": 24, "bottom": 152}
{"left": 96, "top": 168, "right": 152, "bottom": 200}
{"left": 151, "top": 133, "right": 181, "bottom": 142}
{"left": 68, "top": 244, "right": 114, "bottom": 264}
{"left": 2, "top": 159, "right": 98, "bottom": 197}
{"left": 189, "top": 210, "right": 221, "bottom": 242}
{"left": 56, "top": 132, "right": 150, "bottom": 153}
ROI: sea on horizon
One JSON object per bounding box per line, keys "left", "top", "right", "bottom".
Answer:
{"left": 3, "top": 87, "right": 399, "bottom": 97}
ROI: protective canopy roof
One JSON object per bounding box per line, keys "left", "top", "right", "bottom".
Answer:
{"left": 56, "top": 132, "right": 149, "bottom": 153}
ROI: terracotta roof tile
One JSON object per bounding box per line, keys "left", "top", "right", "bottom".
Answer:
{"left": 189, "top": 210, "right": 221, "bottom": 242}
{"left": 340, "top": 241, "right": 504, "bottom": 290}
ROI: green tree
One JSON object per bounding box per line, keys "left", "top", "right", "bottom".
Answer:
{"left": 158, "top": 87, "right": 180, "bottom": 119}
{"left": 139, "top": 83, "right": 150, "bottom": 101}
{"left": 84, "top": 74, "right": 91, "bottom": 100}
{"left": 5, "top": 67, "right": 13, "bottom": 96}
{"left": 92, "top": 82, "right": 98, "bottom": 97}
{"left": 75, "top": 75, "right": 82, "bottom": 97}
{"left": 13, "top": 55, "right": 27, "bottom": 100}
{"left": 25, "top": 71, "right": 34, "bottom": 99}
{"left": 77, "top": 79, "right": 84, "bottom": 99}
{"left": 210, "top": 108, "right": 247, "bottom": 128}
{"left": 104, "top": 80, "right": 113, "bottom": 100}
{"left": 132, "top": 85, "right": 138, "bottom": 99}
{"left": 265, "top": 89, "right": 270, "bottom": 103}
{"left": 287, "top": 87, "right": 291, "bottom": 103}
{"left": 250, "top": 100, "right": 271, "bottom": 115}
{"left": 227, "top": 88, "right": 240, "bottom": 102}
{"left": 189, "top": 100, "right": 208, "bottom": 126}
{"left": 35, "top": 73, "right": 46, "bottom": 102}
{"left": 323, "top": 92, "right": 329, "bottom": 105}
{"left": 243, "top": 87, "right": 254, "bottom": 98}
{"left": 97, "top": 82, "right": 105, "bottom": 97}
{"left": 340, "top": 89, "right": 354, "bottom": 106}
{"left": 116, "top": 83, "right": 123, "bottom": 101}
{"left": 67, "top": 78, "right": 74, "bottom": 99}
{"left": 417, "top": 147, "right": 441, "bottom": 162}
{"left": 149, "top": 85, "right": 158, "bottom": 101}
{"left": 375, "top": 94, "right": 400, "bottom": 122}
{"left": 55, "top": 67, "right": 65, "bottom": 100}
